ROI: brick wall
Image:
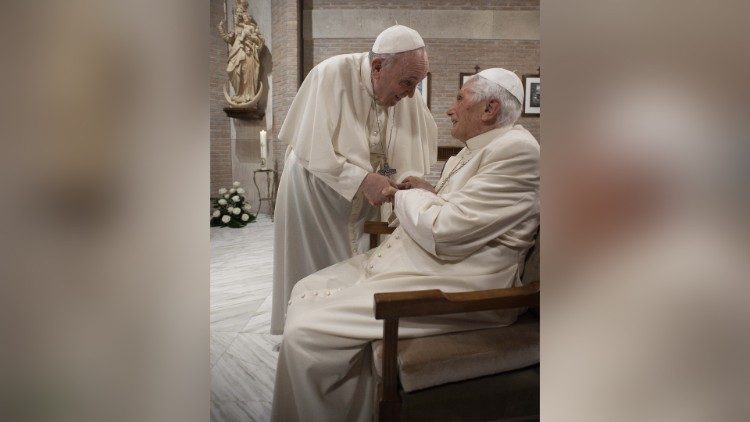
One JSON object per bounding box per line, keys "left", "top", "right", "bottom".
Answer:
{"left": 210, "top": 0, "right": 233, "bottom": 196}
{"left": 271, "top": 0, "right": 300, "bottom": 172}
{"left": 304, "top": 0, "right": 539, "bottom": 10}
{"left": 213, "top": 2, "right": 539, "bottom": 191}
{"left": 305, "top": 39, "right": 540, "bottom": 147}
{"left": 301, "top": 2, "right": 539, "bottom": 183}
{"left": 273, "top": 0, "right": 539, "bottom": 185}
{"left": 210, "top": 0, "right": 273, "bottom": 213}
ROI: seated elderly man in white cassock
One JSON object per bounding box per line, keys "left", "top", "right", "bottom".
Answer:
{"left": 271, "top": 68, "right": 540, "bottom": 422}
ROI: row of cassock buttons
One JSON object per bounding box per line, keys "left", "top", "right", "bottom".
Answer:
{"left": 288, "top": 230, "right": 403, "bottom": 306}
{"left": 367, "top": 233, "right": 400, "bottom": 270}
{"left": 288, "top": 287, "right": 343, "bottom": 306}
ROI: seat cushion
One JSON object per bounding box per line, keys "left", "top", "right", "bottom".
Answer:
{"left": 372, "top": 312, "right": 539, "bottom": 392}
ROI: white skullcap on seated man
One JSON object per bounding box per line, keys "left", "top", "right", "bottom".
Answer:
{"left": 270, "top": 25, "right": 437, "bottom": 335}
{"left": 271, "top": 68, "right": 539, "bottom": 421}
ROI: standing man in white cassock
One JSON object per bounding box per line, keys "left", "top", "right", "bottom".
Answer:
{"left": 271, "top": 25, "right": 437, "bottom": 334}
{"left": 271, "top": 68, "right": 539, "bottom": 421}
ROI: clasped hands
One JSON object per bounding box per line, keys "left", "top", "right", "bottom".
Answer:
{"left": 359, "top": 174, "right": 435, "bottom": 206}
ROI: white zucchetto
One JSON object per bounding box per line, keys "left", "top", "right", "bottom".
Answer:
{"left": 372, "top": 25, "right": 425, "bottom": 54}
{"left": 475, "top": 68, "right": 525, "bottom": 104}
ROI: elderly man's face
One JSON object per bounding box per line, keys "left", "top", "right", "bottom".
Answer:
{"left": 371, "top": 49, "right": 428, "bottom": 107}
{"left": 447, "top": 80, "right": 487, "bottom": 142}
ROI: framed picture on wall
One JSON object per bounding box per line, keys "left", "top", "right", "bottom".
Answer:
{"left": 459, "top": 72, "right": 476, "bottom": 87}
{"left": 523, "top": 75, "right": 541, "bottom": 116}
{"left": 416, "top": 72, "right": 431, "bottom": 109}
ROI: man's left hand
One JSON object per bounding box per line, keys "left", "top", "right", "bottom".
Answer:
{"left": 397, "top": 176, "right": 436, "bottom": 193}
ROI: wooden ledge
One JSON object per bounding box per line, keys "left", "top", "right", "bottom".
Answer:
{"left": 223, "top": 107, "right": 265, "bottom": 120}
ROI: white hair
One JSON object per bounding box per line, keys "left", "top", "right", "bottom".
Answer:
{"left": 468, "top": 75, "right": 522, "bottom": 128}
{"left": 369, "top": 47, "right": 426, "bottom": 69}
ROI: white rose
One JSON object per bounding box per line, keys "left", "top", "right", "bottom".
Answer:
{"left": 212, "top": 210, "right": 220, "bottom": 217}
{"left": 241, "top": 214, "right": 249, "bottom": 221}
{"left": 218, "top": 198, "right": 227, "bottom": 205}
{"left": 221, "top": 215, "right": 231, "bottom": 223}
{"left": 229, "top": 188, "right": 236, "bottom": 194}
{"left": 224, "top": 194, "right": 229, "bottom": 199}
{"left": 243, "top": 204, "right": 251, "bottom": 210}
{"left": 232, "top": 195, "right": 240, "bottom": 202}
{"left": 218, "top": 188, "right": 227, "bottom": 195}
{"left": 232, "top": 207, "right": 241, "bottom": 215}
{"left": 237, "top": 188, "right": 245, "bottom": 194}
{"left": 233, "top": 181, "right": 240, "bottom": 187}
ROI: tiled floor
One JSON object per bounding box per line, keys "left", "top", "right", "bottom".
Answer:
{"left": 211, "top": 215, "right": 280, "bottom": 422}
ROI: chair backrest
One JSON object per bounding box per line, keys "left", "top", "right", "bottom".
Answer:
{"left": 519, "top": 229, "right": 540, "bottom": 317}
{"left": 520, "top": 230, "right": 540, "bottom": 286}
{"left": 365, "top": 222, "right": 395, "bottom": 249}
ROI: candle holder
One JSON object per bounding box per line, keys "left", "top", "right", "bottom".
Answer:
{"left": 253, "top": 168, "right": 278, "bottom": 221}
{"left": 260, "top": 157, "right": 267, "bottom": 170}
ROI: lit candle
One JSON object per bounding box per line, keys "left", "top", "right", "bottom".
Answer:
{"left": 260, "top": 130, "right": 267, "bottom": 169}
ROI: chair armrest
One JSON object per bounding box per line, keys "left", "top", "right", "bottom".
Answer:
{"left": 374, "top": 283, "right": 540, "bottom": 320}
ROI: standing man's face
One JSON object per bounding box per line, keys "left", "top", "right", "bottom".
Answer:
{"left": 446, "top": 81, "right": 487, "bottom": 143}
{"left": 371, "top": 50, "right": 428, "bottom": 107}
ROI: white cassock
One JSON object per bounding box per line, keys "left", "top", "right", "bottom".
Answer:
{"left": 271, "top": 125, "right": 540, "bottom": 421}
{"left": 271, "top": 52, "right": 437, "bottom": 334}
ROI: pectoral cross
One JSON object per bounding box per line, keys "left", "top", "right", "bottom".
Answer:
{"left": 377, "top": 162, "right": 397, "bottom": 177}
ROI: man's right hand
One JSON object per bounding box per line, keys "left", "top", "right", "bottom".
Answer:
{"left": 359, "top": 173, "right": 397, "bottom": 206}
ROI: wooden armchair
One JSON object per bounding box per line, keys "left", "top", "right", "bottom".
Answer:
{"left": 364, "top": 222, "right": 540, "bottom": 422}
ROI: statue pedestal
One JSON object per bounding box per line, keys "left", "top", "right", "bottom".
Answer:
{"left": 223, "top": 107, "right": 265, "bottom": 120}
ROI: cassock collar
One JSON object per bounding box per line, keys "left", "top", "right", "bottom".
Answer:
{"left": 359, "top": 54, "right": 375, "bottom": 100}
{"left": 465, "top": 125, "right": 513, "bottom": 151}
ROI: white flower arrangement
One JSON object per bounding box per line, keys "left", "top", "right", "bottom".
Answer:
{"left": 211, "top": 182, "right": 255, "bottom": 228}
